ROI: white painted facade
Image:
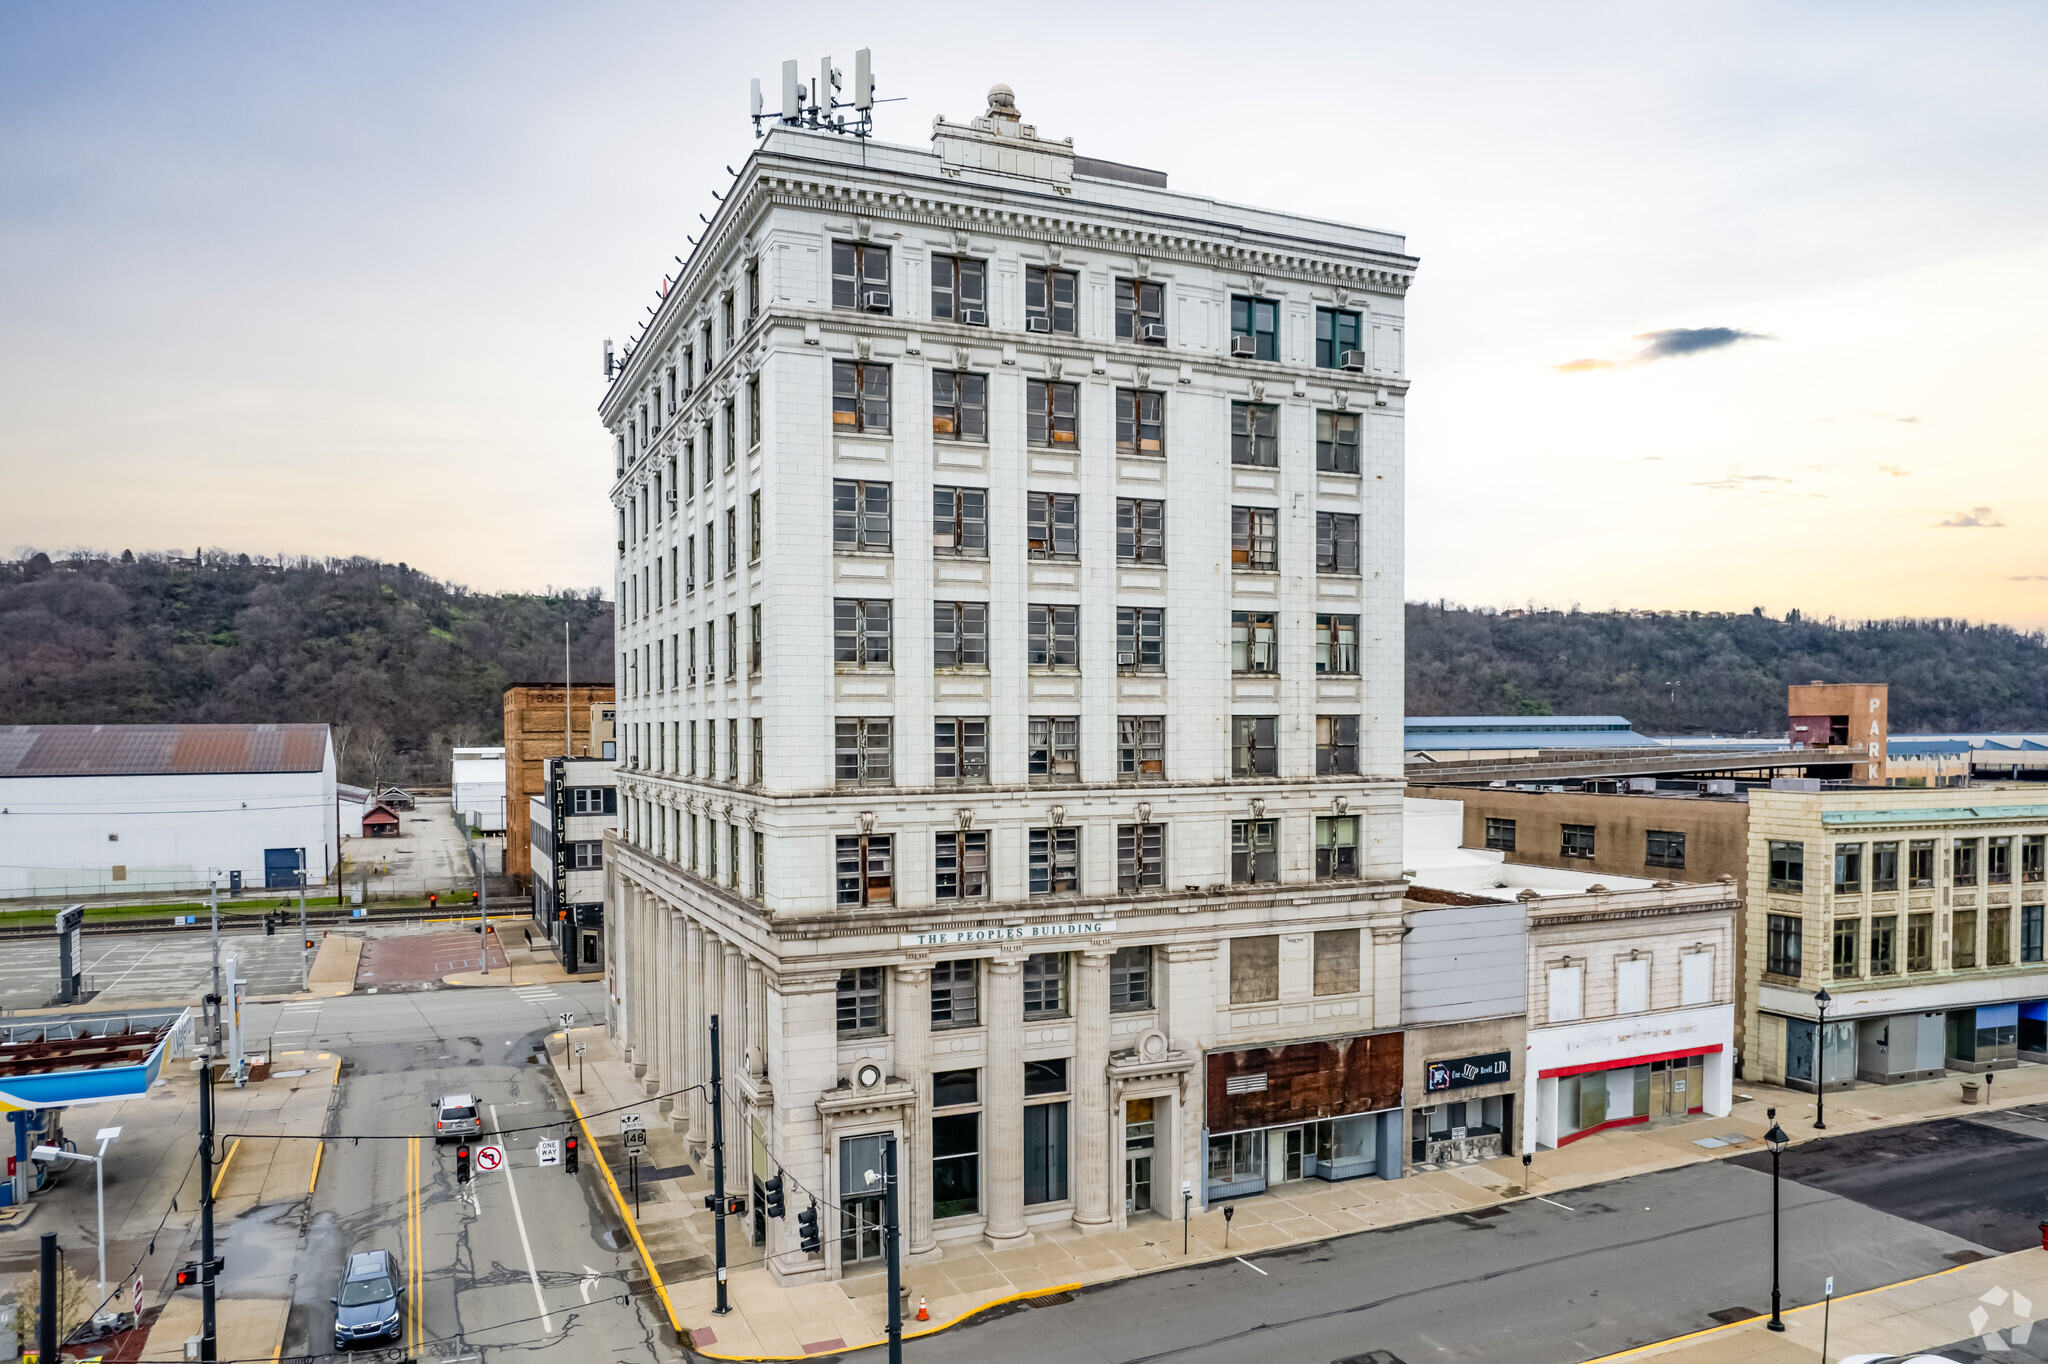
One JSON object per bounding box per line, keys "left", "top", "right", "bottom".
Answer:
{"left": 452, "top": 746, "right": 508, "bottom": 833}
{"left": 601, "top": 87, "right": 1413, "bottom": 1280}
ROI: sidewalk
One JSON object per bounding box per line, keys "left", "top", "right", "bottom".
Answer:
{"left": 552, "top": 1027, "right": 2048, "bottom": 1361}
{"left": 443, "top": 924, "right": 601, "bottom": 988}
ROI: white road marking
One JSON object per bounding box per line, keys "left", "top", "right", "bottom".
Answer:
{"left": 580, "top": 1265, "right": 599, "bottom": 1303}
{"left": 94, "top": 945, "right": 164, "bottom": 993}
{"left": 1235, "top": 1256, "right": 1268, "bottom": 1275}
{"left": 489, "top": 1103, "right": 554, "bottom": 1334}
{"left": 1534, "top": 1196, "right": 1576, "bottom": 1211}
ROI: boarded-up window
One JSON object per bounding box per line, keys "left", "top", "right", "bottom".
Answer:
{"left": 1229, "top": 935, "right": 1279, "bottom": 1005}
{"left": 1681, "top": 952, "right": 1713, "bottom": 1007}
{"left": 1616, "top": 958, "right": 1649, "bottom": 1015}
{"left": 1313, "top": 931, "right": 1360, "bottom": 996}
{"left": 1547, "top": 965, "right": 1583, "bottom": 1023}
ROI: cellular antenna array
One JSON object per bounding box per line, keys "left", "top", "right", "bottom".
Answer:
{"left": 751, "top": 50, "right": 891, "bottom": 139}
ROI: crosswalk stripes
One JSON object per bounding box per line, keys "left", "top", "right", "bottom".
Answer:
{"left": 513, "top": 985, "right": 561, "bottom": 1004}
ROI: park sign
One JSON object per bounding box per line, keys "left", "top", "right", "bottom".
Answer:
{"left": 899, "top": 920, "right": 1113, "bottom": 949}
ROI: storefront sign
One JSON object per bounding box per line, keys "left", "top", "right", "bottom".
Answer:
{"left": 900, "top": 920, "right": 1113, "bottom": 948}
{"left": 1425, "top": 1051, "right": 1513, "bottom": 1094}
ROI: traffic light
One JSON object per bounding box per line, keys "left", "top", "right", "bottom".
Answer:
{"left": 564, "top": 1135, "right": 579, "bottom": 1173}
{"left": 763, "top": 1174, "right": 785, "bottom": 1219}
{"left": 428, "top": 892, "right": 438, "bottom": 909}
{"left": 796, "top": 1202, "right": 820, "bottom": 1254}
{"left": 263, "top": 915, "right": 275, "bottom": 936}
{"left": 456, "top": 1145, "right": 471, "bottom": 1184}
{"left": 176, "top": 1262, "right": 199, "bottom": 1287}
{"left": 304, "top": 938, "right": 315, "bottom": 951}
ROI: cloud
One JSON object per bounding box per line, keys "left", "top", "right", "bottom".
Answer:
{"left": 1555, "top": 326, "right": 1771, "bottom": 373}
{"left": 1879, "top": 413, "right": 1921, "bottom": 424}
{"left": 2011, "top": 575, "right": 2048, "bottom": 582}
{"left": 1937, "top": 507, "right": 2005, "bottom": 528}
{"left": 1692, "top": 472, "right": 1795, "bottom": 491}
{"left": 1877, "top": 465, "right": 1911, "bottom": 477}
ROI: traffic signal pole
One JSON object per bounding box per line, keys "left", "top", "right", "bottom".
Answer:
{"left": 710, "top": 1014, "right": 730, "bottom": 1316}
{"left": 198, "top": 1013, "right": 219, "bottom": 1361}
{"left": 885, "top": 1135, "right": 903, "bottom": 1364}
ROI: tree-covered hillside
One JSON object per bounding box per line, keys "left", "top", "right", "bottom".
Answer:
{"left": 0, "top": 551, "right": 614, "bottom": 788}
{"left": 1407, "top": 603, "right": 2048, "bottom": 734}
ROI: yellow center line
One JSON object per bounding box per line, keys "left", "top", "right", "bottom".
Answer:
{"left": 307, "top": 1140, "right": 324, "bottom": 1195}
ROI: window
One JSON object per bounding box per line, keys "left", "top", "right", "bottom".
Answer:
{"left": 1232, "top": 506, "right": 1278, "bottom": 571}
{"left": 1954, "top": 838, "right": 1979, "bottom": 886}
{"left": 1955, "top": 909, "right": 1978, "bottom": 968}
{"left": 1768, "top": 840, "right": 1805, "bottom": 892}
{"left": 932, "top": 1111, "right": 980, "bottom": 1219}
{"left": 1560, "top": 824, "right": 1595, "bottom": 859}
{"left": 1316, "top": 715, "right": 1359, "bottom": 775}
{"left": 1315, "top": 614, "right": 1359, "bottom": 675}
{"left": 931, "top": 964, "right": 979, "bottom": 1028}
{"left": 728, "top": 824, "right": 741, "bottom": 891}
{"left": 1485, "top": 817, "right": 1517, "bottom": 851}
{"left": 834, "top": 718, "right": 892, "bottom": 786}
{"left": 1315, "top": 307, "right": 1362, "bottom": 369}
{"left": 723, "top": 399, "right": 737, "bottom": 469}
{"left": 1116, "top": 498, "right": 1165, "bottom": 563}
{"left": 721, "top": 293, "right": 735, "bottom": 352}
{"left": 1023, "top": 952, "right": 1067, "bottom": 1014}
{"left": 1872, "top": 841, "right": 1900, "bottom": 893}
{"left": 1870, "top": 916, "right": 1898, "bottom": 975}
{"left": 688, "top": 720, "right": 698, "bottom": 774}
{"left": 1028, "top": 828, "right": 1080, "bottom": 896}
{"left": 831, "top": 360, "right": 891, "bottom": 432}
{"left": 1316, "top": 512, "right": 1361, "bottom": 574}
{"left": 1911, "top": 912, "right": 1936, "bottom": 971}
{"left": 835, "top": 834, "right": 893, "bottom": 907}
{"left": 750, "top": 606, "right": 762, "bottom": 674}
{"left": 571, "top": 787, "right": 616, "bottom": 816}
{"left": 1028, "top": 604, "right": 1080, "bottom": 669}
{"left": 1230, "top": 295, "right": 1280, "bottom": 361}
{"left": 1026, "top": 379, "right": 1079, "bottom": 446}
{"left": 751, "top": 716, "right": 762, "bottom": 783}
{"left": 1116, "top": 607, "right": 1164, "bottom": 672}
{"left": 1314, "top": 930, "right": 1360, "bottom": 996}
{"left": 932, "top": 602, "right": 988, "bottom": 669}
{"left": 1116, "top": 389, "right": 1165, "bottom": 456}
{"left": 1990, "top": 904, "right": 2013, "bottom": 964}
{"left": 1765, "top": 914, "right": 1802, "bottom": 978}
{"left": 685, "top": 535, "right": 697, "bottom": 592}
{"left": 1118, "top": 823, "right": 1165, "bottom": 891}
{"left": 1028, "top": 716, "right": 1080, "bottom": 782}
{"left": 726, "top": 714, "right": 739, "bottom": 779}
{"left": 1025, "top": 265, "right": 1077, "bottom": 334}
{"left": 1232, "top": 716, "right": 1277, "bottom": 777}
{"left": 935, "top": 830, "right": 989, "bottom": 901}
{"left": 932, "top": 486, "right": 987, "bottom": 557}
{"left": 830, "top": 240, "right": 891, "bottom": 312}
{"left": 931, "top": 370, "right": 988, "bottom": 441}
{"left": 1229, "top": 935, "right": 1279, "bottom": 1004}
{"left": 933, "top": 718, "right": 988, "bottom": 783}
{"left": 1909, "top": 839, "right": 1936, "bottom": 888}
{"left": 1118, "top": 715, "right": 1165, "bottom": 779}
{"left": 572, "top": 841, "right": 602, "bottom": 870}
{"left": 1023, "top": 1102, "right": 1068, "bottom": 1206}
{"left": 836, "top": 965, "right": 885, "bottom": 1033}
{"left": 745, "top": 265, "right": 759, "bottom": 328}
{"left": 1315, "top": 816, "right": 1359, "bottom": 878}
{"left": 1110, "top": 946, "right": 1152, "bottom": 1010}
{"left": 1231, "top": 818, "right": 1278, "bottom": 883}
{"left": 833, "top": 598, "right": 892, "bottom": 668}
{"left": 1230, "top": 402, "right": 1278, "bottom": 466}
{"left": 1834, "top": 843, "right": 1863, "bottom": 895}
{"left": 1027, "top": 492, "right": 1080, "bottom": 560}
{"left": 1024, "top": 1058, "right": 1068, "bottom": 1097}
{"left": 1115, "top": 278, "right": 1165, "bottom": 342}
{"left": 1646, "top": 830, "right": 1687, "bottom": 869}
{"left": 1315, "top": 410, "right": 1361, "bottom": 473}
{"left": 1832, "top": 917, "right": 1858, "bottom": 976}
{"left": 1232, "top": 611, "right": 1277, "bottom": 674}
{"left": 930, "top": 255, "right": 986, "bottom": 324}
{"left": 1991, "top": 836, "right": 2014, "bottom": 885}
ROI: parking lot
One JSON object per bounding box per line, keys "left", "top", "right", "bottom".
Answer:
{"left": 0, "top": 927, "right": 314, "bottom": 1009}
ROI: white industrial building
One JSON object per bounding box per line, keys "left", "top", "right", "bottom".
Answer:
{"left": 602, "top": 80, "right": 1414, "bottom": 1280}
{"left": 0, "top": 724, "right": 338, "bottom": 899}
{"left": 452, "top": 745, "right": 508, "bottom": 833}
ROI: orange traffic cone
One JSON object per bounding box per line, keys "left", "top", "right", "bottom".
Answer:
{"left": 916, "top": 1296, "right": 928, "bottom": 1322}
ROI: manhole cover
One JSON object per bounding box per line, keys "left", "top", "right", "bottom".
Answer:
{"left": 1708, "top": 1306, "right": 1760, "bottom": 1325}
{"left": 1947, "top": 1249, "right": 1991, "bottom": 1265}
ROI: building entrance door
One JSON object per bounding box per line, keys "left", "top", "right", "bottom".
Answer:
{"left": 839, "top": 1196, "right": 884, "bottom": 1264}
{"left": 1124, "top": 1098, "right": 1155, "bottom": 1214}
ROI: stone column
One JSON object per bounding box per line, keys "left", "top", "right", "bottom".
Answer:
{"left": 893, "top": 964, "right": 935, "bottom": 1256}
{"left": 684, "top": 920, "right": 708, "bottom": 1145}
{"left": 666, "top": 908, "right": 687, "bottom": 1117}
{"left": 746, "top": 959, "right": 768, "bottom": 1080}
{"left": 644, "top": 892, "right": 667, "bottom": 1099}
{"left": 698, "top": 927, "right": 723, "bottom": 1159}
{"left": 627, "top": 885, "right": 649, "bottom": 1076}
{"left": 1071, "top": 949, "right": 1114, "bottom": 1231}
{"left": 982, "top": 957, "right": 1030, "bottom": 1248}
{"left": 723, "top": 944, "right": 746, "bottom": 1105}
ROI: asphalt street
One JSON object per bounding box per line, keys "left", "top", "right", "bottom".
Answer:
{"left": 854, "top": 1132, "right": 2019, "bottom": 1364}
{"left": 0, "top": 925, "right": 312, "bottom": 1009}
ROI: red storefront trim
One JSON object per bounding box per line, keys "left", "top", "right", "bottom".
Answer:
{"left": 1556, "top": 1107, "right": 1705, "bottom": 1146}
{"left": 1538, "top": 1043, "right": 1722, "bottom": 1081}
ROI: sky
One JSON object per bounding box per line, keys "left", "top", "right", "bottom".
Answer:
{"left": 3, "top": 3, "right": 2046, "bottom": 622}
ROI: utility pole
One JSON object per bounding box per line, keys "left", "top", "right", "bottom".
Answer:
{"left": 208, "top": 872, "right": 222, "bottom": 1046}
{"left": 198, "top": 1011, "right": 219, "bottom": 1360}
{"left": 565, "top": 621, "right": 573, "bottom": 756}
{"left": 298, "top": 848, "right": 309, "bottom": 991}
{"left": 710, "top": 1014, "right": 730, "bottom": 1315}
{"left": 884, "top": 1135, "right": 903, "bottom": 1364}
{"left": 37, "top": 1231, "right": 57, "bottom": 1364}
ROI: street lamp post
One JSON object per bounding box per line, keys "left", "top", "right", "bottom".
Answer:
{"left": 32, "top": 1126, "right": 121, "bottom": 1318}
{"left": 1813, "top": 987, "right": 1832, "bottom": 1130}
{"left": 1765, "top": 1114, "right": 1790, "bottom": 1331}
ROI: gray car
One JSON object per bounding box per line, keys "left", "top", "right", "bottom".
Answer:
{"left": 331, "top": 1248, "right": 402, "bottom": 1350}
{"left": 433, "top": 1093, "right": 481, "bottom": 1144}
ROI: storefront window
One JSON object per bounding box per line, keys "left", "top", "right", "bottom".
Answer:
{"left": 931, "top": 1113, "right": 980, "bottom": 1218}
{"left": 1024, "top": 1103, "right": 1068, "bottom": 1205}
{"left": 1206, "top": 1131, "right": 1265, "bottom": 1199}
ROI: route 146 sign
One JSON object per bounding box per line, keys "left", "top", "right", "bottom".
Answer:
{"left": 1425, "top": 1051, "right": 1512, "bottom": 1094}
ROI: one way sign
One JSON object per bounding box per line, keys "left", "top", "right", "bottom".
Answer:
{"left": 537, "top": 1138, "right": 562, "bottom": 1168}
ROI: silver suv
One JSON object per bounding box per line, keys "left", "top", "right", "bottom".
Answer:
{"left": 433, "top": 1094, "right": 481, "bottom": 1144}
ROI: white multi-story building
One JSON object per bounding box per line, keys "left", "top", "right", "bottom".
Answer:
{"left": 602, "top": 83, "right": 1415, "bottom": 1280}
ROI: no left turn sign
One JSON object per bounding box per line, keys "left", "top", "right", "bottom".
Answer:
{"left": 474, "top": 1144, "right": 506, "bottom": 1173}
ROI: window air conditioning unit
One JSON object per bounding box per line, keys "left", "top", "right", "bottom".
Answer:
{"left": 1230, "top": 336, "right": 1258, "bottom": 358}
{"left": 863, "top": 289, "right": 892, "bottom": 311}
{"left": 1117, "top": 652, "right": 1136, "bottom": 667}
{"left": 1025, "top": 316, "right": 1053, "bottom": 333}
{"left": 961, "top": 307, "right": 987, "bottom": 326}
{"left": 1140, "top": 322, "right": 1168, "bottom": 342}
{"left": 1339, "top": 349, "right": 1367, "bottom": 371}
{"left": 666, "top": 490, "right": 678, "bottom": 507}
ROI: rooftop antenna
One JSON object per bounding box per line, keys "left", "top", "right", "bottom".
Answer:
{"left": 751, "top": 48, "right": 894, "bottom": 139}
{"left": 602, "top": 338, "right": 614, "bottom": 380}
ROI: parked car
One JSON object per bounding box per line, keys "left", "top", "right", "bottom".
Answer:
{"left": 331, "top": 1249, "right": 402, "bottom": 1350}
{"left": 434, "top": 1093, "right": 481, "bottom": 1144}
